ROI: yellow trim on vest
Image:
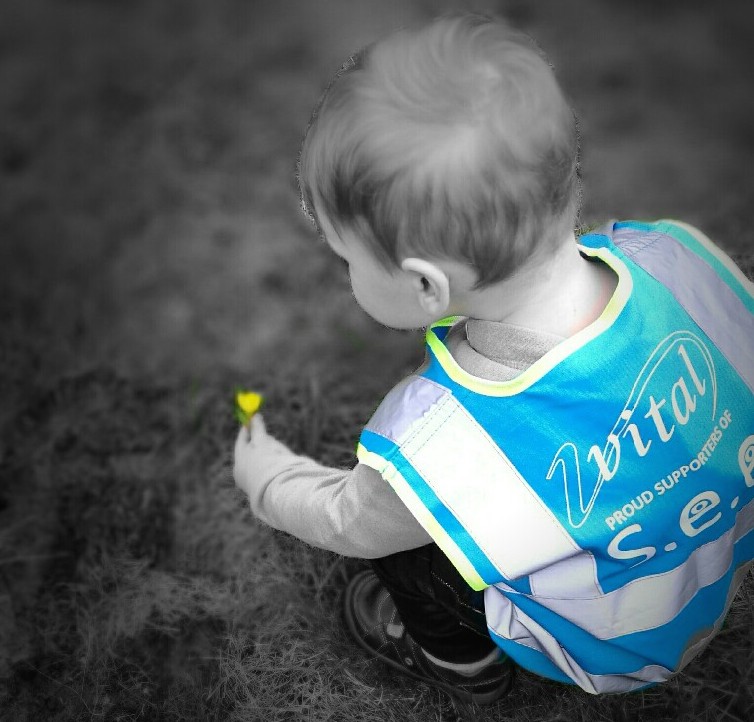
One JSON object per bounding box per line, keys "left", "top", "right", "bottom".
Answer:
{"left": 356, "top": 443, "right": 487, "bottom": 591}
{"left": 425, "top": 245, "right": 633, "bottom": 397}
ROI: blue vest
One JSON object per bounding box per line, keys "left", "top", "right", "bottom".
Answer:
{"left": 357, "top": 220, "right": 754, "bottom": 694}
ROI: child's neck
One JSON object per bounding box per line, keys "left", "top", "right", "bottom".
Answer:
{"left": 464, "top": 235, "right": 617, "bottom": 338}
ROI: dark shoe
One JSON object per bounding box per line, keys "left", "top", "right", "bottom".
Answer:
{"left": 343, "top": 570, "right": 513, "bottom": 705}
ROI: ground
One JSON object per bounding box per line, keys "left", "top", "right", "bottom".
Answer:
{"left": 1, "top": 1, "right": 753, "bottom": 720}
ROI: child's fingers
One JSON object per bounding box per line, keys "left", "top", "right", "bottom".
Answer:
{"left": 249, "top": 414, "right": 266, "bottom": 438}
{"left": 235, "top": 415, "right": 267, "bottom": 453}
{"left": 235, "top": 424, "right": 250, "bottom": 454}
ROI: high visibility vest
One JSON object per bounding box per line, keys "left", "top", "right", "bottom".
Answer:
{"left": 357, "top": 220, "right": 754, "bottom": 694}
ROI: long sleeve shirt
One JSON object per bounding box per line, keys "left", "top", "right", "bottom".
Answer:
{"left": 242, "top": 318, "right": 566, "bottom": 557}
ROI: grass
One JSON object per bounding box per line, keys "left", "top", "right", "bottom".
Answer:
{"left": 1, "top": 341, "right": 753, "bottom": 721}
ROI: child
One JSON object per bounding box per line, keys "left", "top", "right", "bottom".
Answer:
{"left": 234, "top": 13, "right": 754, "bottom": 704}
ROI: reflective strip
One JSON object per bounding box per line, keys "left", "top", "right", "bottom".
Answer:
{"left": 365, "top": 375, "right": 447, "bottom": 445}
{"left": 488, "top": 555, "right": 754, "bottom": 693}
{"left": 485, "top": 590, "right": 672, "bottom": 694}
{"left": 675, "top": 558, "right": 753, "bottom": 671}
{"left": 396, "top": 389, "right": 580, "bottom": 580}
{"left": 511, "top": 498, "right": 754, "bottom": 640}
{"left": 359, "top": 428, "right": 502, "bottom": 587}
{"left": 528, "top": 553, "right": 601, "bottom": 598}
{"left": 614, "top": 223, "right": 754, "bottom": 393}
{"left": 661, "top": 220, "right": 754, "bottom": 306}
{"left": 357, "top": 442, "right": 486, "bottom": 590}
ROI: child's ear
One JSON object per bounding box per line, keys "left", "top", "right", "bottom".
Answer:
{"left": 400, "top": 258, "right": 451, "bottom": 317}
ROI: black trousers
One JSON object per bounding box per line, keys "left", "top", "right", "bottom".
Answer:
{"left": 370, "top": 543, "right": 500, "bottom": 663}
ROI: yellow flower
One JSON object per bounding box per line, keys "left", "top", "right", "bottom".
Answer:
{"left": 235, "top": 390, "right": 264, "bottom": 425}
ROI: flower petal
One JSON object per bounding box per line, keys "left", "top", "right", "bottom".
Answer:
{"left": 235, "top": 390, "right": 264, "bottom": 424}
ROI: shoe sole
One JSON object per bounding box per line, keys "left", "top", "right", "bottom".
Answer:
{"left": 343, "top": 570, "right": 512, "bottom": 705}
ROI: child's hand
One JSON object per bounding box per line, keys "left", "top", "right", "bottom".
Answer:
{"left": 233, "top": 415, "right": 294, "bottom": 504}
{"left": 233, "top": 415, "right": 268, "bottom": 497}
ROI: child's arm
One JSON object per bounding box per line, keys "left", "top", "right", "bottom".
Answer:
{"left": 233, "top": 415, "right": 431, "bottom": 556}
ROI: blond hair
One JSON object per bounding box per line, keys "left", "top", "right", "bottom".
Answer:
{"left": 298, "top": 13, "right": 579, "bottom": 287}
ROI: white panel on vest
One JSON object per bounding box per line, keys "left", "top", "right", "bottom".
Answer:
{"left": 401, "top": 393, "right": 580, "bottom": 580}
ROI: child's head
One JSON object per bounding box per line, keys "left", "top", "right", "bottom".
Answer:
{"left": 298, "top": 13, "right": 579, "bottom": 290}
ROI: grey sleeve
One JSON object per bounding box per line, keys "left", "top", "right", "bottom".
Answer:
{"left": 246, "top": 449, "right": 433, "bottom": 558}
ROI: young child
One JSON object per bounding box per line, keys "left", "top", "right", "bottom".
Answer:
{"left": 233, "top": 13, "right": 754, "bottom": 704}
